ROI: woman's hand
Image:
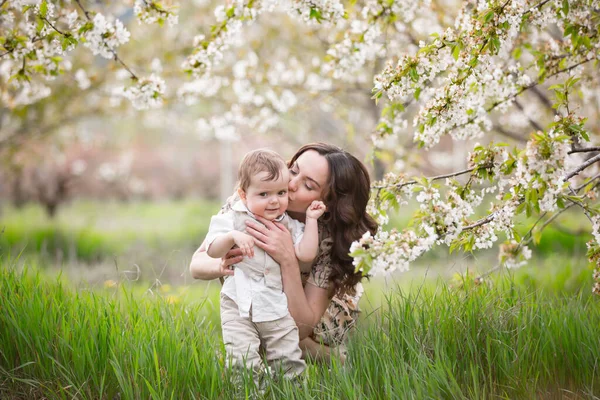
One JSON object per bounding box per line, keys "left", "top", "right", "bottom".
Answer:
{"left": 218, "top": 248, "right": 243, "bottom": 277}
{"left": 245, "top": 216, "right": 296, "bottom": 266}
{"left": 189, "top": 242, "right": 242, "bottom": 280}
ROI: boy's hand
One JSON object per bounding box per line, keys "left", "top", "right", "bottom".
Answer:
{"left": 232, "top": 231, "right": 255, "bottom": 258}
{"left": 306, "top": 200, "right": 326, "bottom": 220}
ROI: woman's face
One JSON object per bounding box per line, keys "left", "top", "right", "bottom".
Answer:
{"left": 287, "top": 150, "right": 329, "bottom": 213}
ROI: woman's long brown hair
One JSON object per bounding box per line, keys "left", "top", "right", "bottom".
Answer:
{"left": 289, "top": 143, "right": 378, "bottom": 295}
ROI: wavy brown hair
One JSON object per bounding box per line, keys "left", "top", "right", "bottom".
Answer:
{"left": 289, "top": 143, "right": 378, "bottom": 296}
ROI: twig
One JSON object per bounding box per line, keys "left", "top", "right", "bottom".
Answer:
{"left": 373, "top": 166, "right": 480, "bottom": 190}
{"left": 446, "top": 57, "right": 596, "bottom": 136}
{"left": 73, "top": 0, "right": 138, "bottom": 80}
{"left": 463, "top": 213, "right": 496, "bottom": 231}
{"left": 568, "top": 146, "right": 600, "bottom": 154}
{"left": 575, "top": 172, "right": 600, "bottom": 191}
{"left": 494, "top": 125, "right": 527, "bottom": 142}
{"left": 524, "top": 0, "right": 552, "bottom": 15}
{"left": 514, "top": 99, "right": 544, "bottom": 132}
{"left": 41, "top": 16, "right": 67, "bottom": 36}
{"left": 564, "top": 153, "right": 600, "bottom": 181}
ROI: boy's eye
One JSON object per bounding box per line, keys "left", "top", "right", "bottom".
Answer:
{"left": 259, "top": 193, "right": 268, "bottom": 197}
{"left": 278, "top": 190, "right": 287, "bottom": 196}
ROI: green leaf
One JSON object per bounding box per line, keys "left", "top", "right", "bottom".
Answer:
{"left": 226, "top": 7, "right": 235, "bottom": 18}
{"left": 533, "top": 230, "right": 542, "bottom": 245}
{"left": 484, "top": 10, "right": 494, "bottom": 24}
{"left": 580, "top": 130, "right": 590, "bottom": 141}
{"left": 36, "top": 17, "right": 44, "bottom": 33}
{"left": 40, "top": 0, "right": 48, "bottom": 18}
{"left": 562, "top": 0, "right": 569, "bottom": 15}
{"left": 414, "top": 87, "right": 421, "bottom": 101}
{"left": 309, "top": 8, "right": 323, "bottom": 22}
{"left": 409, "top": 67, "right": 418, "bottom": 83}
{"left": 452, "top": 43, "right": 461, "bottom": 61}
{"left": 512, "top": 46, "right": 522, "bottom": 60}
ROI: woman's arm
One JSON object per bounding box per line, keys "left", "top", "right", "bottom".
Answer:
{"left": 189, "top": 240, "right": 242, "bottom": 280}
{"left": 245, "top": 216, "right": 331, "bottom": 340}
{"left": 299, "top": 337, "right": 346, "bottom": 365}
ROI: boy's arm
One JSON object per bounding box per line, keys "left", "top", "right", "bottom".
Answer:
{"left": 295, "top": 217, "right": 319, "bottom": 263}
{"left": 295, "top": 200, "right": 326, "bottom": 263}
{"left": 205, "top": 212, "right": 236, "bottom": 259}
{"left": 207, "top": 232, "right": 236, "bottom": 259}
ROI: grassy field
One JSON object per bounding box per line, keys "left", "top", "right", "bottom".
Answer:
{"left": 1, "top": 258, "right": 599, "bottom": 399}
{"left": 1, "top": 200, "right": 599, "bottom": 398}
{"left": 0, "top": 200, "right": 221, "bottom": 263}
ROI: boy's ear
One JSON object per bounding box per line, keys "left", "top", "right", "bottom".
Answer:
{"left": 237, "top": 187, "right": 247, "bottom": 201}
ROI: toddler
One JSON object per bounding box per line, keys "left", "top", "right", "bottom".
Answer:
{"left": 205, "top": 148, "right": 326, "bottom": 381}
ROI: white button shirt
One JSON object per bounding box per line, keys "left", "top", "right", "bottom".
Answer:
{"left": 206, "top": 201, "right": 304, "bottom": 323}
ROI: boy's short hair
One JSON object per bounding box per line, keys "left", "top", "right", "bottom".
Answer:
{"left": 238, "top": 149, "right": 287, "bottom": 191}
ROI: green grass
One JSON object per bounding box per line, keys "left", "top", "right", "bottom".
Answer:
{"left": 0, "top": 200, "right": 592, "bottom": 268}
{"left": 0, "top": 199, "right": 221, "bottom": 262}
{"left": 1, "top": 257, "right": 599, "bottom": 399}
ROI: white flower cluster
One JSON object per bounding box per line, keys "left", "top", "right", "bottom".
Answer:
{"left": 592, "top": 215, "right": 600, "bottom": 245}
{"left": 488, "top": 201, "right": 517, "bottom": 238}
{"left": 499, "top": 129, "right": 570, "bottom": 213}
{"left": 413, "top": 56, "right": 527, "bottom": 148}
{"left": 177, "top": 74, "right": 229, "bottom": 105}
{"left": 134, "top": 0, "right": 179, "bottom": 26}
{"left": 0, "top": 4, "right": 77, "bottom": 103}
{"left": 498, "top": 240, "right": 532, "bottom": 269}
{"left": 289, "top": 0, "right": 345, "bottom": 24}
{"left": 183, "top": 1, "right": 268, "bottom": 77}
{"left": 367, "top": 173, "right": 414, "bottom": 225}
{"left": 196, "top": 104, "right": 279, "bottom": 141}
{"left": 350, "top": 228, "right": 436, "bottom": 276}
{"left": 7, "top": 80, "right": 52, "bottom": 107}
{"left": 80, "top": 13, "right": 130, "bottom": 60}
{"left": 321, "top": 19, "right": 384, "bottom": 81}
{"left": 373, "top": 36, "right": 454, "bottom": 103}
{"left": 122, "top": 74, "right": 166, "bottom": 110}
{"left": 416, "top": 182, "right": 485, "bottom": 246}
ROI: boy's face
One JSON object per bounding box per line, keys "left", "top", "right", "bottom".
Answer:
{"left": 240, "top": 169, "right": 290, "bottom": 220}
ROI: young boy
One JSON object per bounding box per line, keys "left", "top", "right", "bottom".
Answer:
{"left": 205, "top": 149, "right": 326, "bottom": 381}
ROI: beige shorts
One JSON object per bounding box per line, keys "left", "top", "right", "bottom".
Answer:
{"left": 220, "top": 293, "right": 306, "bottom": 379}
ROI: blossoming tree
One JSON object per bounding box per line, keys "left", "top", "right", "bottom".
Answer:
{"left": 2, "top": 0, "right": 600, "bottom": 292}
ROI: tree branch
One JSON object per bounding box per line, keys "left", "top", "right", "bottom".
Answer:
{"left": 575, "top": 172, "right": 600, "bottom": 191}
{"left": 446, "top": 56, "right": 596, "bottom": 138}
{"left": 514, "top": 99, "right": 544, "bottom": 132}
{"left": 493, "top": 125, "right": 527, "bottom": 142}
{"left": 373, "top": 166, "right": 483, "bottom": 190}
{"left": 568, "top": 146, "right": 600, "bottom": 154}
{"left": 74, "top": 0, "right": 138, "bottom": 80}
{"left": 565, "top": 153, "right": 600, "bottom": 181}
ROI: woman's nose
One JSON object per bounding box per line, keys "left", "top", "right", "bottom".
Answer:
{"left": 289, "top": 177, "right": 298, "bottom": 192}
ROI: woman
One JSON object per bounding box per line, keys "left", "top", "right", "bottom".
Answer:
{"left": 190, "top": 143, "right": 378, "bottom": 362}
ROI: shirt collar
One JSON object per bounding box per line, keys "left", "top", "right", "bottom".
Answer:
{"left": 232, "top": 200, "right": 285, "bottom": 222}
